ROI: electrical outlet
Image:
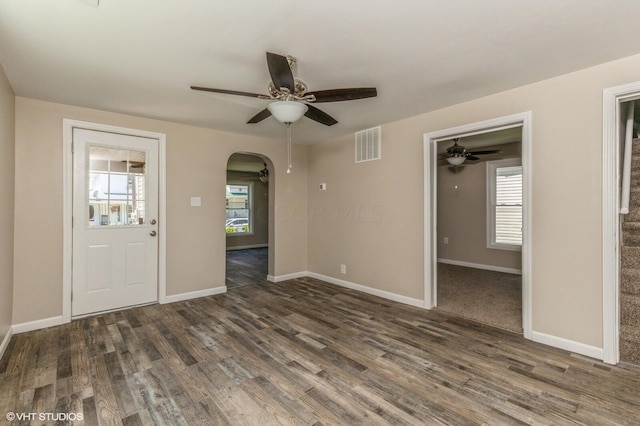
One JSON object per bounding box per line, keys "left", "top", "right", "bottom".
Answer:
{"left": 319, "top": 183, "right": 327, "bottom": 191}
{"left": 340, "top": 264, "right": 347, "bottom": 274}
{"left": 190, "top": 196, "right": 201, "bottom": 207}
{"left": 444, "top": 237, "right": 449, "bottom": 244}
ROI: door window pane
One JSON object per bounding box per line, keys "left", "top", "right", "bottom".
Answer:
{"left": 88, "top": 146, "right": 146, "bottom": 226}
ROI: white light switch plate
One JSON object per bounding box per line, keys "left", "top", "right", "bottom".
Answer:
{"left": 190, "top": 197, "right": 201, "bottom": 207}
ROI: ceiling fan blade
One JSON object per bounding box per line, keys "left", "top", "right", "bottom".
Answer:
{"left": 466, "top": 155, "right": 480, "bottom": 162}
{"left": 191, "top": 86, "right": 266, "bottom": 98}
{"left": 247, "top": 108, "right": 272, "bottom": 124}
{"left": 468, "top": 149, "right": 502, "bottom": 155}
{"left": 307, "top": 87, "right": 377, "bottom": 103}
{"left": 266, "top": 52, "right": 295, "bottom": 93}
{"left": 304, "top": 104, "right": 338, "bottom": 126}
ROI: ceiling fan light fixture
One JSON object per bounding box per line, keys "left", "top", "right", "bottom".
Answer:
{"left": 446, "top": 156, "right": 466, "bottom": 166}
{"left": 267, "top": 100, "right": 308, "bottom": 123}
{"left": 259, "top": 163, "right": 269, "bottom": 183}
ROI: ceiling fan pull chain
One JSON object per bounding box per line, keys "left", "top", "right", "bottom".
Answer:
{"left": 286, "top": 123, "right": 293, "bottom": 174}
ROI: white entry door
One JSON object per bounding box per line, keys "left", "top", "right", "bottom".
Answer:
{"left": 72, "top": 128, "right": 159, "bottom": 316}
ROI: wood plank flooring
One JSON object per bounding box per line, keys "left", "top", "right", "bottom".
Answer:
{"left": 225, "top": 248, "right": 268, "bottom": 289}
{"left": 2, "top": 276, "right": 640, "bottom": 425}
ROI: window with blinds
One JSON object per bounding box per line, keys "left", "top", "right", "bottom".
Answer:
{"left": 487, "top": 159, "right": 522, "bottom": 250}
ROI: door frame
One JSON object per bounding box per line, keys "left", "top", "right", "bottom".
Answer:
{"left": 62, "top": 119, "right": 167, "bottom": 322}
{"left": 423, "top": 111, "right": 533, "bottom": 339}
{"left": 602, "top": 81, "right": 640, "bottom": 364}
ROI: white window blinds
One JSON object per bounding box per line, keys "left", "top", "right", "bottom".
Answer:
{"left": 487, "top": 159, "right": 522, "bottom": 250}
{"left": 495, "top": 166, "right": 523, "bottom": 245}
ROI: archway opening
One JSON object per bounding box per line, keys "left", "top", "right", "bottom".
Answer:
{"left": 225, "top": 152, "right": 274, "bottom": 288}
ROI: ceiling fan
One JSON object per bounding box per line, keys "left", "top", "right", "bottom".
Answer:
{"left": 191, "top": 52, "right": 377, "bottom": 126}
{"left": 440, "top": 138, "right": 501, "bottom": 167}
{"left": 229, "top": 163, "right": 269, "bottom": 184}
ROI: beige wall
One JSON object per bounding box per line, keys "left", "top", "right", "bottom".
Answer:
{"left": 309, "top": 52, "right": 640, "bottom": 349}
{"left": 13, "top": 97, "right": 308, "bottom": 325}
{"left": 226, "top": 170, "right": 269, "bottom": 249}
{"left": 437, "top": 142, "right": 521, "bottom": 270}
{"left": 11, "top": 52, "right": 640, "bottom": 351}
{"left": 0, "top": 64, "right": 14, "bottom": 344}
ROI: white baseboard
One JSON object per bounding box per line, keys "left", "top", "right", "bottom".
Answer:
{"left": 162, "top": 286, "right": 227, "bottom": 304}
{"left": 307, "top": 272, "right": 426, "bottom": 309}
{"left": 226, "top": 244, "right": 268, "bottom": 251}
{"left": 0, "top": 327, "right": 13, "bottom": 361}
{"left": 270, "top": 270, "right": 426, "bottom": 309}
{"left": 2, "top": 278, "right": 606, "bottom": 364}
{"left": 437, "top": 258, "right": 522, "bottom": 275}
{"left": 267, "top": 271, "right": 307, "bottom": 283}
{"left": 12, "top": 316, "right": 64, "bottom": 334}
{"left": 531, "top": 331, "right": 604, "bottom": 360}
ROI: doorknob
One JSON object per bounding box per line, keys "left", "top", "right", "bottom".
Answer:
{"left": 150, "top": 230, "right": 157, "bottom": 237}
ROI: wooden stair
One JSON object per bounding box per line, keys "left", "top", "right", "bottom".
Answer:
{"left": 621, "top": 138, "right": 640, "bottom": 364}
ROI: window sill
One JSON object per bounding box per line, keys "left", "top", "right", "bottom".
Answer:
{"left": 226, "top": 232, "right": 254, "bottom": 237}
{"left": 487, "top": 242, "right": 522, "bottom": 252}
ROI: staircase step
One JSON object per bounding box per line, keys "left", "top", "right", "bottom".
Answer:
{"left": 621, "top": 139, "right": 640, "bottom": 366}
{"left": 624, "top": 203, "right": 640, "bottom": 221}
{"left": 625, "top": 211, "right": 640, "bottom": 223}
{"left": 620, "top": 337, "right": 640, "bottom": 365}
{"left": 621, "top": 293, "right": 640, "bottom": 327}
{"left": 620, "top": 323, "right": 640, "bottom": 365}
{"left": 628, "top": 192, "right": 640, "bottom": 213}
{"left": 621, "top": 269, "right": 640, "bottom": 295}
{"left": 621, "top": 246, "right": 640, "bottom": 274}
{"left": 621, "top": 324, "right": 640, "bottom": 342}
{"left": 622, "top": 222, "right": 640, "bottom": 246}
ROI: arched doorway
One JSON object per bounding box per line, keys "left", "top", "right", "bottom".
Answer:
{"left": 225, "top": 153, "right": 274, "bottom": 288}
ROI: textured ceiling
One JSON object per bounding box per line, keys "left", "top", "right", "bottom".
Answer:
{"left": 2, "top": 1, "right": 640, "bottom": 144}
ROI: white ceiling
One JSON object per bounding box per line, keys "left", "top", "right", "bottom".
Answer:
{"left": 2, "top": 1, "right": 640, "bottom": 145}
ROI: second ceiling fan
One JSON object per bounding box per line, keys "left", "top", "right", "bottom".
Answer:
{"left": 191, "top": 52, "right": 377, "bottom": 126}
{"left": 440, "top": 138, "right": 501, "bottom": 166}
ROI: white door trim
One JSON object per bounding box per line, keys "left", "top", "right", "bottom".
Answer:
{"left": 602, "top": 81, "right": 640, "bottom": 364}
{"left": 423, "top": 111, "right": 533, "bottom": 340}
{"left": 63, "top": 119, "right": 167, "bottom": 323}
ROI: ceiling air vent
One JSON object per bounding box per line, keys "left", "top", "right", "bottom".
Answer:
{"left": 355, "top": 126, "right": 381, "bottom": 163}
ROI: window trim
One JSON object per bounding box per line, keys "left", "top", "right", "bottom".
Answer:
{"left": 486, "top": 158, "right": 522, "bottom": 251}
{"left": 225, "top": 181, "right": 254, "bottom": 236}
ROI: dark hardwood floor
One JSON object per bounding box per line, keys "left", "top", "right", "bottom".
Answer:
{"left": 1, "top": 276, "right": 640, "bottom": 425}
{"left": 225, "top": 248, "right": 268, "bottom": 289}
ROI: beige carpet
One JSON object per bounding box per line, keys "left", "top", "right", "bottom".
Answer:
{"left": 436, "top": 263, "right": 522, "bottom": 334}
